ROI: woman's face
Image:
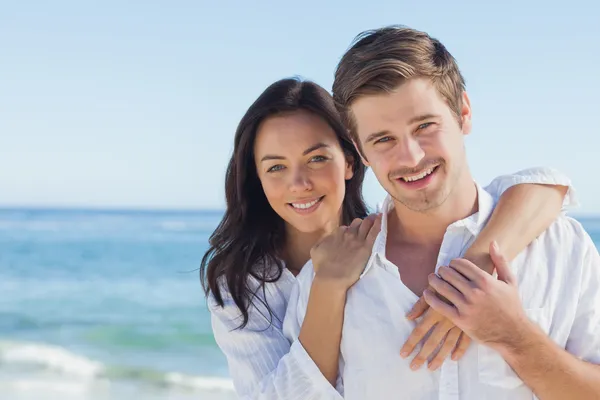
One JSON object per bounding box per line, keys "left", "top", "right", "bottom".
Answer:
{"left": 254, "top": 110, "right": 353, "bottom": 235}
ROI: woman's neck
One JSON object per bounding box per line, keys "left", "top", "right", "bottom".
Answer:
{"left": 282, "top": 219, "right": 339, "bottom": 275}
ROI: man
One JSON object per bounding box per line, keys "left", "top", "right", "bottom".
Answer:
{"left": 284, "top": 26, "right": 600, "bottom": 399}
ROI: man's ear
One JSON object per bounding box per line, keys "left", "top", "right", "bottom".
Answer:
{"left": 460, "top": 91, "right": 472, "bottom": 136}
{"left": 352, "top": 139, "right": 369, "bottom": 167}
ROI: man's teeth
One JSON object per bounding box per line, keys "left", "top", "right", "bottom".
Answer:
{"left": 401, "top": 167, "right": 435, "bottom": 182}
{"left": 291, "top": 198, "right": 321, "bottom": 209}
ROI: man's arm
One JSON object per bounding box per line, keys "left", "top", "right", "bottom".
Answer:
{"left": 498, "top": 322, "right": 600, "bottom": 400}
{"left": 424, "top": 239, "right": 600, "bottom": 400}
{"left": 497, "top": 233, "right": 600, "bottom": 400}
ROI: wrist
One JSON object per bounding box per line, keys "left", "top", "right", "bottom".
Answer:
{"left": 493, "top": 318, "right": 540, "bottom": 360}
{"left": 312, "top": 274, "right": 351, "bottom": 295}
{"left": 462, "top": 247, "right": 494, "bottom": 275}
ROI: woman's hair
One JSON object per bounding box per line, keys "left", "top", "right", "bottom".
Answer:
{"left": 200, "top": 77, "right": 368, "bottom": 328}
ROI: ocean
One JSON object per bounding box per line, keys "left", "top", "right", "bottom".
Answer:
{"left": 1, "top": 208, "right": 599, "bottom": 400}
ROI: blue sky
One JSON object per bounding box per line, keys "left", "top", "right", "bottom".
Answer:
{"left": 1, "top": 0, "right": 598, "bottom": 213}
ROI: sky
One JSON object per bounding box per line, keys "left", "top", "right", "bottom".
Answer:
{"left": 1, "top": 0, "right": 598, "bottom": 213}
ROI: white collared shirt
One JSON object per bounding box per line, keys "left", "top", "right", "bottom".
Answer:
{"left": 284, "top": 181, "right": 600, "bottom": 400}
{"left": 208, "top": 168, "right": 577, "bottom": 399}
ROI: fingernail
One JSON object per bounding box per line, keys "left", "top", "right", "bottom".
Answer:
{"left": 400, "top": 351, "right": 408, "bottom": 358}
{"left": 411, "top": 363, "right": 420, "bottom": 371}
{"left": 492, "top": 240, "right": 499, "bottom": 250}
{"left": 428, "top": 363, "right": 437, "bottom": 371}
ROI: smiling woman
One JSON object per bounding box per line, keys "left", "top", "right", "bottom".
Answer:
{"left": 254, "top": 110, "right": 354, "bottom": 238}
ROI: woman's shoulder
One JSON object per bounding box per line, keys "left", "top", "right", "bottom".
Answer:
{"left": 207, "top": 259, "right": 296, "bottom": 328}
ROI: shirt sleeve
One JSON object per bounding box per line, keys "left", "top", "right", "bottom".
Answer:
{"left": 483, "top": 167, "right": 577, "bottom": 211}
{"left": 565, "top": 231, "right": 600, "bottom": 364}
{"left": 209, "top": 293, "right": 343, "bottom": 400}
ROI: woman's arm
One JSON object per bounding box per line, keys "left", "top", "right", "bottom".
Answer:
{"left": 465, "top": 183, "right": 569, "bottom": 271}
{"left": 209, "top": 291, "right": 344, "bottom": 400}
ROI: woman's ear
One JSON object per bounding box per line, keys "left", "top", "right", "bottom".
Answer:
{"left": 345, "top": 156, "right": 354, "bottom": 180}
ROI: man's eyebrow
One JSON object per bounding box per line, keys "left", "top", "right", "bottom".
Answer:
{"left": 407, "top": 113, "right": 440, "bottom": 125}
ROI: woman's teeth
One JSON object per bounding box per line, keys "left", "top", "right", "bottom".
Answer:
{"left": 291, "top": 198, "right": 321, "bottom": 209}
{"left": 401, "top": 167, "right": 436, "bottom": 182}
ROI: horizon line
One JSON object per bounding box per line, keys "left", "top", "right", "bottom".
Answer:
{"left": 0, "top": 204, "right": 598, "bottom": 219}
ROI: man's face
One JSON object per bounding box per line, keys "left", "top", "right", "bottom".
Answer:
{"left": 351, "top": 78, "right": 472, "bottom": 212}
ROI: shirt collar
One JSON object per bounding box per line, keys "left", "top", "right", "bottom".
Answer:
{"left": 361, "top": 182, "right": 496, "bottom": 278}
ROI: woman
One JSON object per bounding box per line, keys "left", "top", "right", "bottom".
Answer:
{"left": 201, "top": 77, "right": 571, "bottom": 399}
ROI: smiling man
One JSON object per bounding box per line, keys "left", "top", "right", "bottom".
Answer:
{"left": 284, "top": 26, "right": 600, "bottom": 399}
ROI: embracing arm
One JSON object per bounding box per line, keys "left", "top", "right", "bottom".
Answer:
{"left": 298, "top": 278, "right": 346, "bottom": 386}
{"left": 209, "top": 293, "right": 343, "bottom": 400}
{"left": 464, "top": 182, "right": 568, "bottom": 271}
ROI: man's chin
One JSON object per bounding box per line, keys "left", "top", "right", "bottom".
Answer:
{"left": 391, "top": 191, "right": 447, "bottom": 213}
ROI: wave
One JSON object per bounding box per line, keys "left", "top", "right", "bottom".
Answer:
{"left": 82, "top": 325, "right": 217, "bottom": 350}
{"left": 0, "top": 340, "right": 234, "bottom": 393}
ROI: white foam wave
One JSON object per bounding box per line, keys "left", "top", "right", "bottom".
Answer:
{"left": 0, "top": 340, "right": 102, "bottom": 378}
{"left": 165, "top": 372, "right": 234, "bottom": 391}
{"left": 0, "top": 340, "right": 235, "bottom": 394}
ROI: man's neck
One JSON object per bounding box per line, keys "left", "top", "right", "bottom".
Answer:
{"left": 389, "top": 177, "right": 479, "bottom": 246}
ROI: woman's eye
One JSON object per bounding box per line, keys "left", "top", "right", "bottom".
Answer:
{"left": 309, "top": 155, "right": 327, "bottom": 163}
{"left": 267, "top": 164, "right": 285, "bottom": 173}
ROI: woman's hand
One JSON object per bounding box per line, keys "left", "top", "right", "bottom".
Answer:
{"left": 310, "top": 214, "right": 382, "bottom": 291}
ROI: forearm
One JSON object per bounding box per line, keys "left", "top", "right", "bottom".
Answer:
{"left": 298, "top": 278, "right": 347, "bottom": 385}
{"left": 465, "top": 183, "right": 567, "bottom": 274}
{"left": 499, "top": 322, "right": 600, "bottom": 400}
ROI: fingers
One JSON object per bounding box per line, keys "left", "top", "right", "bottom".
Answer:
{"left": 347, "top": 218, "right": 362, "bottom": 235}
{"left": 400, "top": 308, "right": 437, "bottom": 359}
{"left": 357, "top": 214, "right": 376, "bottom": 239}
{"left": 365, "top": 214, "right": 382, "bottom": 245}
{"left": 448, "top": 258, "right": 488, "bottom": 285}
{"left": 409, "top": 320, "right": 454, "bottom": 371}
{"left": 451, "top": 332, "right": 471, "bottom": 361}
{"left": 423, "top": 289, "right": 459, "bottom": 320}
{"left": 406, "top": 295, "right": 429, "bottom": 320}
{"left": 427, "top": 326, "right": 462, "bottom": 370}
{"left": 428, "top": 273, "right": 466, "bottom": 307}
{"left": 490, "top": 241, "right": 516, "bottom": 286}
{"left": 436, "top": 266, "right": 473, "bottom": 297}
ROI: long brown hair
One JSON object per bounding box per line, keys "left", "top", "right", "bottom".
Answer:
{"left": 200, "top": 77, "right": 368, "bottom": 328}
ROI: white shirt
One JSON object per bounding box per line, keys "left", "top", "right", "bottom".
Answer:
{"left": 285, "top": 180, "right": 599, "bottom": 400}
{"left": 208, "top": 167, "right": 577, "bottom": 400}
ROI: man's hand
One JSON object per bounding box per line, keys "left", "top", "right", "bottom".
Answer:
{"left": 311, "top": 214, "right": 381, "bottom": 291}
{"left": 401, "top": 290, "right": 471, "bottom": 370}
{"left": 423, "top": 241, "right": 529, "bottom": 349}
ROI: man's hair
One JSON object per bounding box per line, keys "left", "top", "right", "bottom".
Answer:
{"left": 332, "top": 25, "right": 466, "bottom": 150}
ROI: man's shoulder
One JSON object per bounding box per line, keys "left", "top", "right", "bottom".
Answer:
{"left": 540, "top": 215, "right": 590, "bottom": 242}
{"left": 534, "top": 215, "right": 596, "bottom": 259}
